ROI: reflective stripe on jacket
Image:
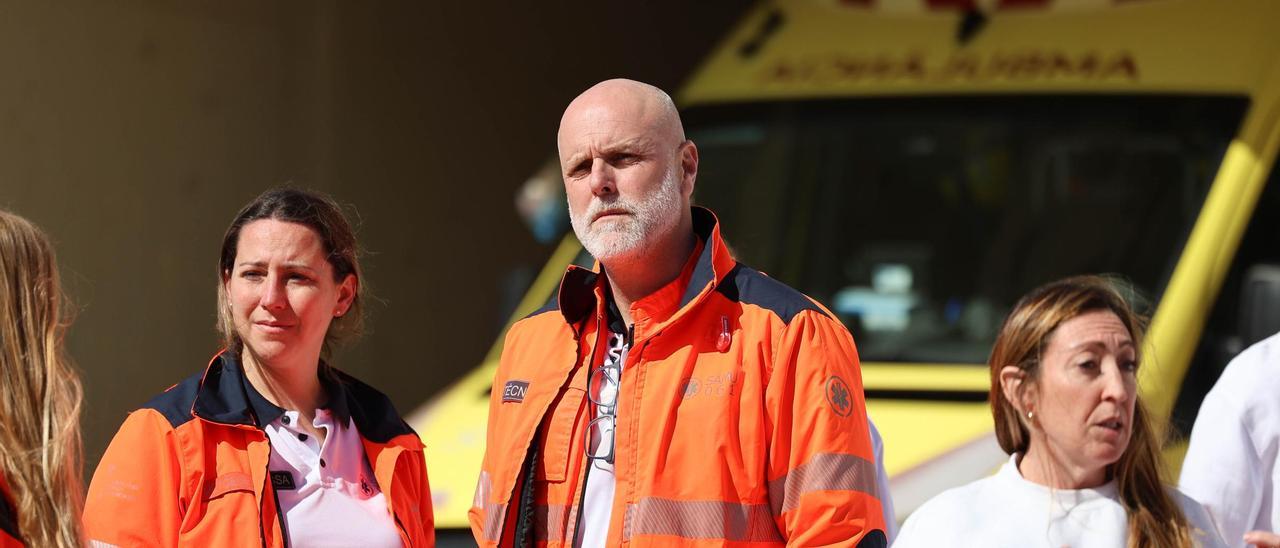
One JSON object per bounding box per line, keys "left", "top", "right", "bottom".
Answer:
{"left": 471, "top": 207, "right": 887, "bottom": 547}
{"left": 84, "top": 352, "right": 434, "bottom": 547}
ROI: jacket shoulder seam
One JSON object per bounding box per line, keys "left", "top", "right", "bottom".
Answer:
{"left": 716, "top": 265, "right": 829, "bottom": 325}
{"left": 139, "top": 374, "right": 202, "bottom": 429}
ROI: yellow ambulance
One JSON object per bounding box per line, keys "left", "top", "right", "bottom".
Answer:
{"left": 416, "top": 0, "right": 1280, "bottom": 536}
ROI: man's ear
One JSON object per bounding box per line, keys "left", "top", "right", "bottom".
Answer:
{"left": 679, "top": 140, "right": 699, "bottom": 199}
{"left": 999, "top": 365, "right": 1030, "bottom": 414}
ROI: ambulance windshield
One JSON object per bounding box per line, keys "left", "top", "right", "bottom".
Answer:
{"left": 683, "top": 95, "right": 1247, "bottom": 363}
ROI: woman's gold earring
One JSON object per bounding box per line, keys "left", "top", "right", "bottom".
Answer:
{"left": 1026, "top": 410, "right": 1035, "bottom": 421}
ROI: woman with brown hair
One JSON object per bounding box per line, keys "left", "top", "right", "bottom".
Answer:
{"left": 895, "top": 275, "right": 1225, "bottom": 547}
{"left": 84, "top": 188, "right": 433, "bottom": 547}
{"left": 0, "top": 210, "right": 84, "bottom": 548}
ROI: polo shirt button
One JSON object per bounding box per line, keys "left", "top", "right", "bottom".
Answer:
{"left": 298, "top": 433, "right": 308, "bottom": 442}
{"left": 320, "top": 458, "right": 326, "bottom": 467}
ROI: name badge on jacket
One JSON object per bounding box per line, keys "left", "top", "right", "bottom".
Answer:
{"left": 502, "top": 380, "right": 530, "bottom": 403}
{"left": 270, "top": 471, "right": 296, "bottom": 491}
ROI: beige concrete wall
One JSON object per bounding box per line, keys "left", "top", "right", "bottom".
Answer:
{"left": 0, "top": 0, "right": 334, "bottom": 467}
{"left": 0, "top": 1, "right": 744, "bottom": 471}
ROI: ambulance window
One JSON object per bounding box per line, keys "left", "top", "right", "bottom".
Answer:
{"left": 684, "top": 95, "right": 1247, "bottom": 364}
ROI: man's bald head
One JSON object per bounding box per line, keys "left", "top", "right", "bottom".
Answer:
{"left": 556, "top": 78, "right": 699, "bottom": 271}
{"left": 557, "top": 79, "right": 685, "bottom": 156}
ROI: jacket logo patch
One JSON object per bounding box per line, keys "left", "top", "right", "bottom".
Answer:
{"left": 270, "top": 471, "right": 296, "bottom": 491}
{"left": 502, "top": 380, "right": 530, "bottom": 403}
{"left": 827, "top": 376, "right": 853, "bottom": 417}
{"left": 679, "top": 372, "right": 738, "bottom": 400}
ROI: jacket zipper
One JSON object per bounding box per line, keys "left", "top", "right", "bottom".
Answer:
{"left": 615, "top": 329, "right": 654, "bottom": 546}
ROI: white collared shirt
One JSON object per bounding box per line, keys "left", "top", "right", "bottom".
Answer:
{"left": 896, "top": 454, "right": 1226, "bottom": 547}
{"left": 264, "top": 408, "right": 402, "bottom": 548}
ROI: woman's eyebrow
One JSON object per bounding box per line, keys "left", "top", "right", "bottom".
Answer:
{"left": 1066, "top": 338, "right": 1135, "bottom": 352}
{"left": 235, "top": 260, "right": 318, "bottom": 273}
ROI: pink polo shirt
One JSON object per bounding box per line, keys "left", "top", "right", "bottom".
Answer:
{"left": 264, "top": 408, "right": 402, "bottom": 547}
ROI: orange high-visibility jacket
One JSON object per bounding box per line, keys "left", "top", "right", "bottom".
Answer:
{"left": 84, "top": 352, "right": 435, "bottom": 547}
{"left": 471, "top": 208, "right": 886, "bottom": 547}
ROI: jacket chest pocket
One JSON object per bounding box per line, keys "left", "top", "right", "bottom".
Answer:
{"left": 538, "top": 385, "right": 587, "bottom": 483}
{"left": 203, "top": 471, "right": 254, "bottom": 500}
{"left": 182, "top": 471, "right": 258, "bottom": 539}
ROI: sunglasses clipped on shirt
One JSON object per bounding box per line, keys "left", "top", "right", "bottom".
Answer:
{"left": 585, "top": 360, "right": 620, "bottom": 466}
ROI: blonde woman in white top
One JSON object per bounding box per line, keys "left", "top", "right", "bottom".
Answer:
{"left": 896, "top": 276, "right": 1225, "bottom": 548}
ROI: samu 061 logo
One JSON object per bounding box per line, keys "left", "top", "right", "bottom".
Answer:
{"left": 826, "top": 376, "right": 853, "bottom": 417}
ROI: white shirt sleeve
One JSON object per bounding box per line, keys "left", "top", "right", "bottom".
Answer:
{"left": 869, "top": 418, "right": 897, "bottom": 544}
{"left": 1173, "top": 489, "right": 1232, "bottom": 548}
{"left": 1180, "top": 334, "right": 1280, "bottom": 547}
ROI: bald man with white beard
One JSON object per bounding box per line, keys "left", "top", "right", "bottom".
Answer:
{"left": 471, "top": 79, "right": 889, "bottom": 548}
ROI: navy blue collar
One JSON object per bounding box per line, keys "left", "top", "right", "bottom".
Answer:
{"left": 678, "top": 207, "right": 720, "bottom": 309}
{"left": 194, "top": 352, "right": 363, "bottom": 434}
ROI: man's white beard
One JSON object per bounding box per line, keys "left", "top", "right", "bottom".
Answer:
{"left": 569, "top": 166, "right": 683, "bottom": 264}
